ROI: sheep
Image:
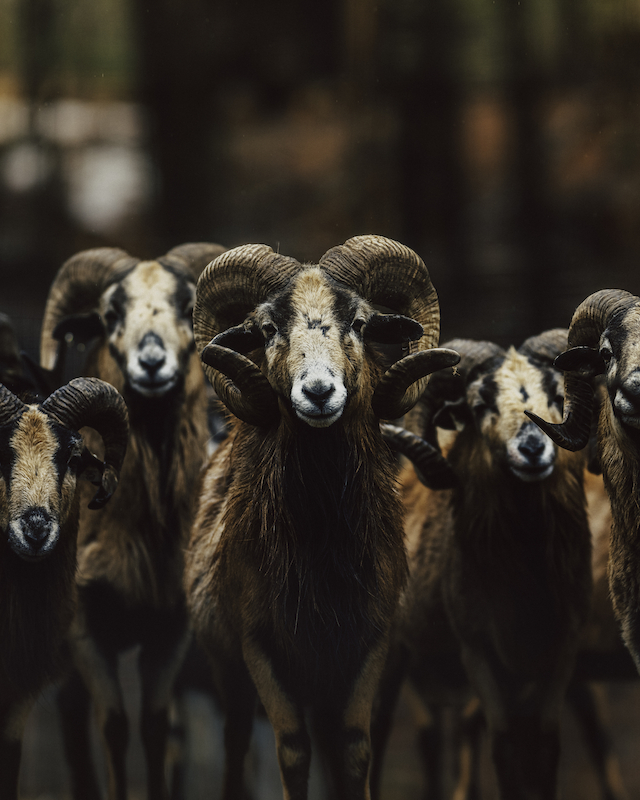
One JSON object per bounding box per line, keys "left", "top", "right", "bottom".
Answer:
{"left": 183, "top": 234, "right": 459, "bottom": 800}
{"left": 39, "top": 241, "right": 226, "bottom": 800}
{"left": 526, "top": 289, "right": 640, "bottom": 679}
{"left": 379, "top": 330, "right": 593, "bottom": 800}
{"left": 0, "top": 377, "right": 128, "bottom": 800}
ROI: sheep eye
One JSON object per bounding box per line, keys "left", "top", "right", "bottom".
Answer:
{"left": 262, "top": 323, "right": 277, "bottom": 340}
{"left": 600, "top": 346, "right": 613, "bottom": 364}
{"left": 351, "top": 318, "right": 366, "bottom": 335}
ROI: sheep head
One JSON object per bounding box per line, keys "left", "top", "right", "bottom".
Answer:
{"left": 388, "top": 330, "right": 569, "bottom": 485}
{"left": 193, "top": 235, "right": 459, "bottom": 427}
{"left": 525, "top": 290, "right": 640, "bottom": 451}
{"left": 0, "top": 378, "right": 128, "bottom": 561}
{"left": 40, "top": 243, "right": 227, "bottom": 398}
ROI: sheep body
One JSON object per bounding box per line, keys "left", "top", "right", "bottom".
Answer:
{"left": 185, "top": 236, "right": 456, "bottom": 800}
{"left": 0, "top": 378, "right": 128, "bottom": 800}
{"left": 382, "top": 334, "right": 592, "bottom": 800}
{"left": 40, "top": 243, "right": 224, "bottom": 800}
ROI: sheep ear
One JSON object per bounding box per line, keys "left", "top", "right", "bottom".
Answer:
{"left": 433, "top": 399, "right": 471, "bottom": 431}
{"left": 212, "top": 324, "right": 264, "bottom": 354}
{"left": 53, "top": 312, "right": 105, "bottom": 345}
{"left": 364, "top": 313, "right": 423, "bottom": 345}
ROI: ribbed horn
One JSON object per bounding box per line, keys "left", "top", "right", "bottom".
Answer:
{"left": 193, "top": 244, "right": 301, "bottom": 425}
{"left": 405, "top": 338, "right": 505, "bottom": 442}
{"left": 319, "top": 235, "right": 442, "bottom": 418}
{"left": 0, "top": 383, "right": 27, "bottom": 427}
{"left": 526, "top": 290, "right": 639, "bottom": 451}
{"left": 40, "top": 248, "right": 138, "bottom": 372}
{"left": 42, "top": 377, "right": 129, "bottom": 509}
{"left": 381, "top": 422, "right": 459, "bottom": 490}
{"left": 159, "top": 242, "right": 228, "bottom": 283}
{"left": 518, "top": 328, "right": 568, "bottom": 365}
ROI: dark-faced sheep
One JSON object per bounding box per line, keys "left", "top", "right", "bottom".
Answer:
{"left": 184, "top": 235, "right": 459, "bottom": 800}
{"left": 39, "top": 242, "right": 225, "bottom": 800}
{"left": 527, "top": 290, "right": 640, "bottom": 677}
{"left": 380, "top": 330, "right": 592, "bottom": 800}
{"left": 0, "top": 378, "right": 128, "bottom": 800}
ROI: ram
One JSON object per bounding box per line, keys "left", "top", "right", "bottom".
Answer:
{"left": 0, "top": 377, "right": 127, "bottom": 800}
{"left": 39, "top": 241, "right": 225, "bottom": 800}
{"left": 184, "top": 235, "right": 458, "bottom": 800}
{"left": 527, "top": 289, "right": 640, "bottom": 678}
{"left": 380, "top": 330, "right": 592, "bottom": 800}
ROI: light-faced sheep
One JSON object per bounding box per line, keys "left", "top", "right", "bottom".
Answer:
{"left": 0, "top": 377, "right": 128, "bottom": 800}
{"left": 527, "top": 290, "right": 640, "bottom": 678}
{"left": 39, "top": 242, "right": 226, "bottom": 800}
{"left": 380, "top": 330, "right": 592, "bottom": 800}
{"left": 184, "top": 235, "right": 459, "bottom": 800}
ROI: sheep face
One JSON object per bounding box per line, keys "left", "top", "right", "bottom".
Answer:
{"left": 0, "top": 408, "right": 83, "bottom": 561}
{"left": 598, "top": 307, "right": 640, "bottom": 430}
{"left": 466, "top": 349, "right": 564, "bottom": 481}
{"left": 100, "top": 260, "right": 196, "bottom": 398}
{"left": 254, "top": 268, "right": 372, "bottom": 428}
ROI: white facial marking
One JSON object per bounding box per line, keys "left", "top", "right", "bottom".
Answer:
{"left": 479, "top": 349, "right": 561, "bottom": 481}
{"left": 287, "top": 269, "right": 350, "bottom": 427}
{"left": 102, "top": 261, "right": 195, "bottom": 397}
{"left": 4, "top": 409, "right": 79, "bottom": 560}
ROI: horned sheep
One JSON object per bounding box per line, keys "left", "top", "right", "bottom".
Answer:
{"left": 39, "top": 241, "right": 225, "bottom": 800}
{"left": 184, "top": 234, "right": 459, "bottom": 800}
{"left": 527, "top": 289, "right": 640, "bottom": 677}
{"left": 0, "top": 377, "right": 128, "bottom": 800}
{"left": 380, "top": 330, "right": 592, "bottom": 800}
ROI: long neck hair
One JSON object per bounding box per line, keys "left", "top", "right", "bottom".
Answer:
{"left": 0, "top": 505, "right": 78, "bottom": 698}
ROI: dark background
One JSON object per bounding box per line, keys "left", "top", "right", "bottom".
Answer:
{"left": 4, "top": 0, "right": 640, "bottom": 797}
{"left": 3, "top": 0, "right": 640, "bottom": 354}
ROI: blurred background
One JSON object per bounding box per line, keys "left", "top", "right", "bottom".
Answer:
{"left": 4, "top": 0, "right": 640, "bottom": 797}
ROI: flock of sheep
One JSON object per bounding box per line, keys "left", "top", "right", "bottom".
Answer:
{"left": 0, "top": 233, "right": 638, "bottom": 800}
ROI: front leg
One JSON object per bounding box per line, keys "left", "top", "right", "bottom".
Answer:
{"left": 460, "top": 645, "right": 567, "bottom": 800}
{"left": 138, "top": 614, "right": 191, "bottom": 800}
{"left": 69, "top": 627, "right": 129, "bottom": 800}
{"left": 0, "top": 697, "right": 32, "bottom": 800}
{"left": 314, "top": 639, "right": 390, "bottom": 800}
{"left": 242, "top": 639, "right": 311, "bottom": 800}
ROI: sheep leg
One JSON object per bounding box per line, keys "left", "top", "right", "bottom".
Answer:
{"left": 0, "top": 698, "right": 31, "bottom": 800}
{"left": 461, "top": 647, "right": 565, "bottom": 800}
{"left": 209, "top": 651, "right": 259, "bottom": 800}
{"left": 315, "top": 641, "right": 390, "bottom": 800}
{"left": 369, "top": 642, "right": 408, "bottom": 800}
{"left": 138, "top": 620, "right": 191, "bottom": 800}
{"left": 242, "top": 640, "right": 311, "bottom": 800}
{"left": 57, "top": 668, "right": 102, "bottom": 800}
{"left": 567, "top": 681, "right": 629, "bottom": 800}
{"left": 71, "top": 634, "right": 129, "bottom": 800}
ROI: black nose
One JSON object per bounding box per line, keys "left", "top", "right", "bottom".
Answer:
{"left": 518, "top": 434, "right": 546, "bottom": 459}
{"left": 138, "top": 332, "right": 166, "bottom": 376}
{"left": 302, "top": 382, "right": 335, "bottom": 406}
{"left": 139, "top": 352, "right": 166, "bottom": 376}
{"left": 21, "top": 509, "right": 53, "bottom": 548}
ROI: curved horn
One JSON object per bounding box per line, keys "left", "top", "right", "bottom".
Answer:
{"left": 159, "top": 242, "right": 228, "bottom": 283}
{"left": 518, "top": 328, "right": 568, "bottom": 365}
{"left": 41, "top": 377, "right": 129, "bottom": 509}
{"left": 526, "top": 290, "right": 640, "bottom": 451}
{"left": 0, "top": 382, "right": 27, "bottom": 427}
{"left": 40, "top": 248, "right": 138, "bottom": 372}
{"left": 193, "top": 244, "right": 301, "bottom": 425}
{"left": 319, "top": 235, "right": 442, "bottom": 418}
{"left": 406, "top": 338, "right": 505, "bottom": 440}
{"left": 381, "top": 422, "right": 459, "bottom": 490}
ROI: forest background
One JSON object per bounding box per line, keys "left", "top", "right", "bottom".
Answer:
{"left": 4, "top": 1, "right": 640, "bottom": 797}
